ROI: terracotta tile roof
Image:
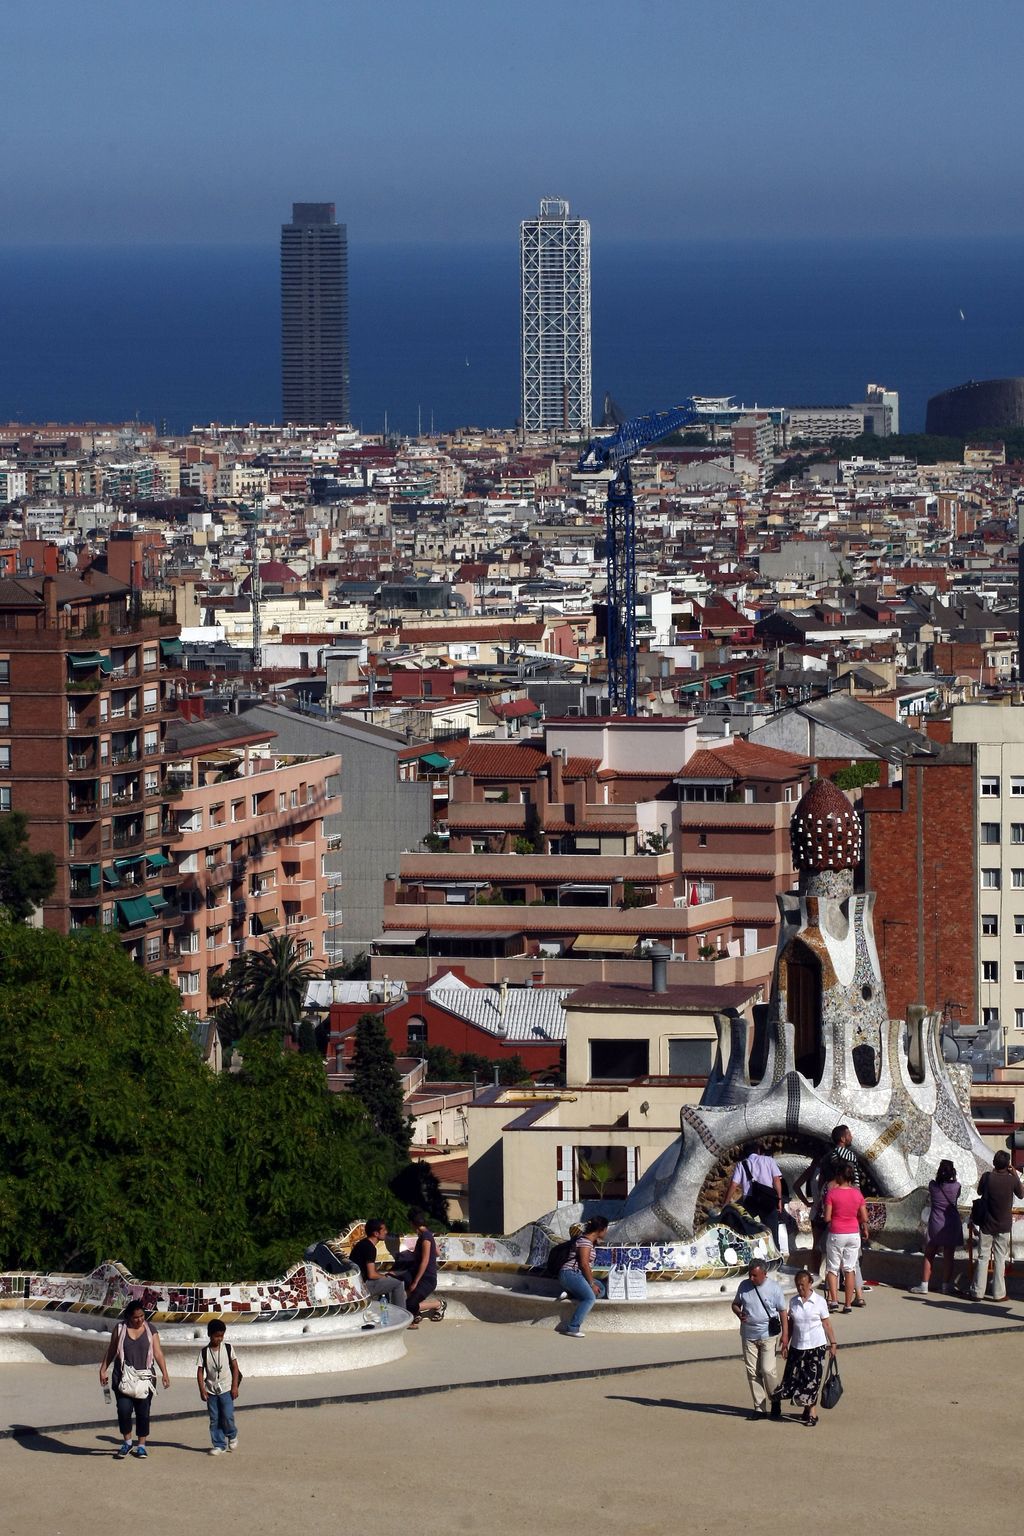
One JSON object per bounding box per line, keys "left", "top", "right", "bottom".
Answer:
{"left": 451, "top": 742, "right": 548, "bottom": 778}
{"left": 680, "top": 738, "right": 812, "bottom": 783}
{"left": 562, "top": 756, "right": 600, "bottom": 779}
{"left": 491, "top": 698, "right": 542, "bottom": 719}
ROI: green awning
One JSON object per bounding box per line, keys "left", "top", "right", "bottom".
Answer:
{"left": 68, "top": 652, "right": 106, "bottom": 668}
{"left": 159, "top": 637, "right": 183, "bottom": 657}
{"left": 678, "top": 681, "right": 702, "bottom": 693}
{"left": 117, "top": 896, "right": 156, "bottom": 926}
{"left": 148, "top": 892, "right": 169, "bottom": 912}
{"left": 71, "top": 863, "right": 101, "bottom": 890}
{"left": 114, "top": 854, "right": 147, "bottom": 869}
{"left": 709, "top": 678, "right": 728, "bottom": 691}
{"left": 103, "top": 868, "right": 121, "bottom": 887}
{"left": 146, "top": 852, "right": 170, "bottom": 868}
{"left": 419, "top": 752, "right": 451, "bottom": 771}
{"left": 98, "top": 655, "right": 113, "bottom": 675}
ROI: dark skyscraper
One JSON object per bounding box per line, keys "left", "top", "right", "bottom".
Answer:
{"left": 280, "top": 202, "right": 350, "bottom": 426}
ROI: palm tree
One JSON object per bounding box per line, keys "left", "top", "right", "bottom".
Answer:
{"left": 241, "top": 933, "right": 321, "bottom": 1039}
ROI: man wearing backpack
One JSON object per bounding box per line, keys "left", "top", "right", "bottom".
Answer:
{"left": 197, "top": 1320, "right": 241, "bottom": 1456}
{"left": 724, "top": 1140, "right": 784, "bottom": 1238}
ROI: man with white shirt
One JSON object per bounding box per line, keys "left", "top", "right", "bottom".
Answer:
{"left": 731, "top": 1259, "right": 788, "bottom": 1420}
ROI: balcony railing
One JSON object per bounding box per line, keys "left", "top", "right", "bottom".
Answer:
{"left": 112, "top": 828, "right": 143, "bottom": 849}
{"left": 68, "top": 798, "right": 99, "bottom": 816}
{"left": 112, "top": 746, "right": 139, "bottom": 766}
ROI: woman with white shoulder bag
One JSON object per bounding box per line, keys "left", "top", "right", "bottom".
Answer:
{"left": 99, "top": 1300, "right": 171, "bottom": 1460}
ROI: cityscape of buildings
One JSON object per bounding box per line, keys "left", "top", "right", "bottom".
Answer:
{"left": 2, "top": 193, "right": 1024, "bottom": 1218}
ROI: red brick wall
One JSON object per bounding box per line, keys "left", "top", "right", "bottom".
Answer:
{"left": 863, "top": 759, "right": 976, "bottom": 1026}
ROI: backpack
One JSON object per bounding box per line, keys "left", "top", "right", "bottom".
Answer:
{"left": 544, "top": 1238, "right": 573, "bottom": 1278}
{"left": 741, "top": 1160, "right": 777, "bottom": 1220}
{"left": 202, "top": 1339, "right": 243, "bottom": 1385}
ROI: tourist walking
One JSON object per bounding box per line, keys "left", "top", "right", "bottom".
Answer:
{"left": 99, "top": 1301, "right": 170, "bottom": 1460}
{"left": 350, "top": 1219, "right": 407, "bottom": 1316}
{"left": 401, "top": 1209, "right": 446, "bottom": 1328}
{"left": 773, "top": 1268, "right": 838, "bottom": 1427}
{"left": 911, "top": 1159, "right": 964, "bottom": 1295}
{"left": 971, "top": 1150, "right": 1023, "bottom": 1302}
{"left": 724, "top": 1140, "right": 784, "bottom": 1238}
{"left": 558, "top": 1215, "right": 609, "bottom": 1338}
{"left": 197, "top": 1320, "right": 241, "bottom": 1455}
{"left": 731, "top": 1259, "right": 788, "bottom": 1419}
{"left": 824, "top": 1165, "right": 869, "bottom": 1313}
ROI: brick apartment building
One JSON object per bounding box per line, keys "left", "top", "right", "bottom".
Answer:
{"left": 0, "top": 571, "right": 184, "bottom": 973}
{"left": 862, "top": 739, "right": 978, "bottom": 1029}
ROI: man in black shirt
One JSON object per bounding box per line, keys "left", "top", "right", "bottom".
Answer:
{"left": 350, "top": 1220, "right": 406, "bottom": 1316}
{"left": 971, "top": 1151, "right": 1023, "bottom": 1302}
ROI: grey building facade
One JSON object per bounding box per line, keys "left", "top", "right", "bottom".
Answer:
{"left": 281, "top": 202, "right": 350, "bottom": 426}
{"left": 238, "top": 704, "right": 431, "bottom": 963}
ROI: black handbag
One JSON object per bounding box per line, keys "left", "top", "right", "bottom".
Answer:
{"left": 750, "top": 1281, "right": 782, "bottom": 1337}
{"left": 821, "top": 1354, "right": 843, "bottom": 1410}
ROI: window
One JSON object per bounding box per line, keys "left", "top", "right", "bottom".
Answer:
{"left": 981, "top": 869, "right": 1001, "bottom": 889}
{"left": 575, "top": 1145, "right": 629, "bottom": 1200}
{"left": 1017, "top": 916, "right": 1024, "bottom": 937}
{"left": 145, "top": 810, "right": 160, "bottom": 834}
{"left": 981, "top": 776, "right": 1000, "bottom": 797}
{"left": 981, "top": 823, "right": 1001, "bottom": 845}
{"left": 145, "top": 770, "right": 159, "bottom": 795}
{"left": 698, "top": 832, "right": 708, "bottom": 848}
{"left": 983, "top": 960, "right": 999, "bottom": 982}
{"left": 145, "top": 936, "right": 160, "bottom": 963}
{"left": 589, "top": 1038, "right": 650, "bottom": 1080}
{"left": 232, "top": 799, "right": 244, "bottom": 821}
{"left": 251, "top": 795, "right": 260, "bottom": 816}
{"left": 1013, "top": 870, "right": 1024, "bottom": 890}
{"left": 667, "top": 1038, "right": 714, "bottom": 1076}
{"left": 1012, "top": 777, "right": 1024, "bottom": 797}
{"left": 0, "top": 787, "right": 10, "bottom": 811}
{"left": 143, "top": 687, "right": 159, "bottom": 713}
{"left": 143, "top": 647, "right": 158, "bottom": 670}
{"left": 144, "top": 730, "right": 158, "bottom": 754}
{"left": 0, "top": 704, "right": 8, "bottom": 729}
{"left": 278, "top": 792, "right": 287, "bottom": 810}
{"left": 983, "top": 1007, "right": 1000, "bottom": 1028}
{"left": 784, "top": 786, "right": 795, "bottom": 803}
{"left": 290, "top": 788, "right": 298, "bottom": 808}
{"left": 0, "top": 746, "right": 9, "bottom": 770}
{"left": 407, "top": 1016, "right": 427, "bottom": 1045}
{"left": 1013, "top": 825, "right": 1024, "bottom": 845}
{"left": 1015, "top": 962, "right": 1024, "bottom": 983}
{"left": 207, "top": 933, "right": 217, "bottom": 951}
{"left": 179, "top": 932, "right": 199, "bottom": 953}
{"left": 982, "top": 914, "right": 999, "bottom": 936}
{"left": 178, "top": 971, "right": 200, "bottom": 995}
{"left": 1016, "top": 1010, "right": 1024, "bottom": 1029}
{"left": 0, "top": 660, "right": 8, "bottom": 684}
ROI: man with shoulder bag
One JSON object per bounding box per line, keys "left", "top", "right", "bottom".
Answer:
{"left": 731, "top": 1259, "right": 788, "bottom": 1420}
{"left": 971, "top": 1151, "right": 1023, "bottom": 1302}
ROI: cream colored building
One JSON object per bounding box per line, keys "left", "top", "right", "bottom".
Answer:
{"left": 952, "top": 701, "right": 1024, "bottom": 1048}
{"left": 466, "top": 974, "right": 761, "bottom": 1232}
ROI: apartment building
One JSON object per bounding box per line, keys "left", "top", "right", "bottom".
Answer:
{"left": 951, "top": 701, "right": 1024, "bottom": 1048}
{"left": 0, "top": 571, "right": 183, "bottom": 973}
{"left": 375, "top": 719, "right": 803, "bottom": 988}
{"left": 165, "top": 710, "right": 340, "bottom": 1016}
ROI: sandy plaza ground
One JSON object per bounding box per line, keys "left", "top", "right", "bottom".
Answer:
{"left": 2, "top": 1287, "right": 1022, "bottom": 1536}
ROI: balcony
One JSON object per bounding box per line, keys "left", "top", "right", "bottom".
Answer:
{"left": 161, "top": 819, "right": 183, "bottom": 843}
{"left": 112, "top": 746, "right": 140, "bottom": 766}
{"left": 68, "top": 750, "right": 97, "bottom": 774}
{"left": 68, "top": 795, "right": 99, "bottom": 818}
{"left": 112, "top": 826, "right": 144, "bottom": 851}
{"left": 111, "top": 788, "right": 141, "bottom": 809}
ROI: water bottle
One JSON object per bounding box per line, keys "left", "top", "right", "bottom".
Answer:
{"left": 102, "top": 1384, "right": 112, "bottom": 1405}
{"left": 379, "top": 1296, "right": 390, "bottom": 1326}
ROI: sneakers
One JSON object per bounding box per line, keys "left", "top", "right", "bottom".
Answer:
{"left": 909, "top": 1283, "right": 929, "bottom": 1294}
{"left": 227, "top": 1438, "right": 238, "bottom": 1452}
{"left": 114, "top": 1442, "right": 133, "bottom": 1460}
{"left": 209, "top": 1447, "right": 226, "bottom": 1456}
{"left": 133, "top": 1445, "right": 148, "bottom": 1460}
{"left": 563, "top": 1328, "right": 584, "bottom": 1338}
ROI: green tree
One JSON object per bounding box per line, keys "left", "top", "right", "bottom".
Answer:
{"left": 350, "top": 1013, "right": 411, "bottom": 1162}
{"left": 0, "top": 812, "right": 56, "bottom": 922}
{"left": 0, "top": 926, "right": 232, "bottom": 1276}
{"left": 222, "top": 1037, "right": 404, "bottom": 1274}
{"left": 297, "top": 1017, "right": 320, "bottom": 1056}
{"left": 240, "top": 932, "right": 320, "bottom": 1039}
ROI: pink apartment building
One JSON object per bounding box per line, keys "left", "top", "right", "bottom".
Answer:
{"left": 165, "top": 713, "right": 340, "bottom": 1016}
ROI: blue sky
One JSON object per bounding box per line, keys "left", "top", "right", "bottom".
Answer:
{"left": 3, "top": 0, "right": 1021, "bottom": 244}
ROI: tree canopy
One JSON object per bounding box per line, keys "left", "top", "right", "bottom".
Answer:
{"left": 0, "top": 812, "right": 56, "bottom": 922}
{"left": 0, "top": 926, "right": 406, "bottom": 1279}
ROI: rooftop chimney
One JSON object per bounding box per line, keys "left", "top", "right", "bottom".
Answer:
{"left": 649, "top": 943, "right": 670, "bottom": 995}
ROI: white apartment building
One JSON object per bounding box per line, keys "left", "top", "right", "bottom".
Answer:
{"left": 952, "top": 702, "right": 1024, "bottom": 1043}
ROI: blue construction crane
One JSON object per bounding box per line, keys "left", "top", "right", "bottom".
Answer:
{"left": 578, "top": 400, "right": 703, "bottom": 715}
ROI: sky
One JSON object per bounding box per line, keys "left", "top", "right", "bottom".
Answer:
{"left": 2, "top": 0, "right": 1023, "bottom": 246}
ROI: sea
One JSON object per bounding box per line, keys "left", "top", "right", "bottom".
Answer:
{"left": 1, "top": 238, "right": 1023, "bottom": 437}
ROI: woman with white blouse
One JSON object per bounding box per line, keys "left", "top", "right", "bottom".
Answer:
{"left": 772, "top": 1268, "right": 838, "bottom": 1426}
